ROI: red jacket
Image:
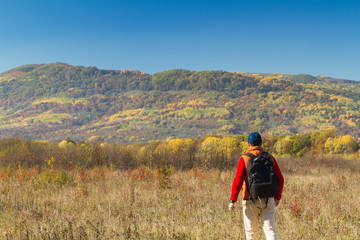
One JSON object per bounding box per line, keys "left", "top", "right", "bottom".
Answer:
{"left": 230, "top": 146, "right": 284, "bottom": 202}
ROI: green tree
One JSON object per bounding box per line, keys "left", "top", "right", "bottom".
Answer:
{"left": 290, "top": 134, "right": 311, "bottom": 157}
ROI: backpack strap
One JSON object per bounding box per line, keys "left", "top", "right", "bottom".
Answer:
{"left": 244, "top": 152, "right": 256, "bottom": 159}
{"left": 245, "top": 151, "right": 268, "bottom": 160}
{"left": 261, "top": 151, "right": 269, "bottom": 157}
{"left": 251, "top": 197, "right": 269, "bottom": 209}
{"left": 243, "top": 153, "right": 255, "bottom": 200}
{"left": 260, "top": 151, "right": 275, "bottom": 165}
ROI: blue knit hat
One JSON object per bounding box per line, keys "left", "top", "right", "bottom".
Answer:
{"left": 248, "top": 132, "right": 262, "bottom": 146}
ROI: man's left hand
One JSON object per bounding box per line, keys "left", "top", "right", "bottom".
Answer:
{"left": 229, "top": 202, "right": 235, "bottom": 211}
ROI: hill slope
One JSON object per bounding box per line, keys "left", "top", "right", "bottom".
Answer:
{"left": 0, "top": 63, "right": 359, "bottom": 142}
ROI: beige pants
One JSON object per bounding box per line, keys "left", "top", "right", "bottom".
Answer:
{"left": 242, "top": 197, "right": 277, "bottom": 240}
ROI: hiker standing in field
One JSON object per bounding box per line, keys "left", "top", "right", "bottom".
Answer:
{"left": 229, "top": 132, "right": 284, "bottom": 240}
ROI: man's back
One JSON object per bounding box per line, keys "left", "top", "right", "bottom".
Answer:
{"left": 228, "top": 132, "right": 284, "bottom": 240}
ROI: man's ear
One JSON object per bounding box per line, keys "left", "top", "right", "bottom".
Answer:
{"left": 247, "top": 142, "right": 251, "bottom": 147}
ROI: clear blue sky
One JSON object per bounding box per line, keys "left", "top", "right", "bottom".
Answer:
{"left": 1, "top": 0, "right": 359, "bottom": 80}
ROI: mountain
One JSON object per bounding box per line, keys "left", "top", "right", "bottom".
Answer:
{"left": 0, "top": 63, "right": 359, "bottom": 142}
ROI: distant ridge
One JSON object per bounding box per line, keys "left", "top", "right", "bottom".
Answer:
{"left": 0, "top": 63, "right": 359, "bottom": 142}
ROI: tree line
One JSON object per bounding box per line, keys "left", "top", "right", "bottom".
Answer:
{"left": 0, "top": 129, "right": 358, "bottom": 171}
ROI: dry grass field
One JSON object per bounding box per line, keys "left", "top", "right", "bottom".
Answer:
{"left": 0, "top": 156, "right": 359, "bottom": 239}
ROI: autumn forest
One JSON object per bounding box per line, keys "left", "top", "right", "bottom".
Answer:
{"left": 0, "top": 63, "right": 359, "bottom": 143}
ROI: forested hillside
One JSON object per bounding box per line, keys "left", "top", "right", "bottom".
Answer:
{"left": 0, "top": 63, "right": 359, "bottom": 142}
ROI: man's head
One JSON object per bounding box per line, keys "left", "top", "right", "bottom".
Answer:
{"left": 248, "top": 132, "right": 262, "bottom": 146}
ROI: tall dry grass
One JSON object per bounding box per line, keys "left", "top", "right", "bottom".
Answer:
{"left": 0, "top": 156, "right": 359, "bottom": 239}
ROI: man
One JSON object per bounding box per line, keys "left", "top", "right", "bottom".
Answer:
{"left": 229, "top": 132, "right": 284, "bottom": 240}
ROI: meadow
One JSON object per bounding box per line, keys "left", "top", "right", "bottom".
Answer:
{"left": 0, "top": 155, "right": 359, "bottom": 239}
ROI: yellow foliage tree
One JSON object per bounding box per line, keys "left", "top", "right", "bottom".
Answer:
{"left": 239, "top": 141, "right": 249, "bottom": 154}
{"left": 275, "top": 137, "right": 292, "bottom": 155}
{"left": 339, "top": 135, "right": 358, "bottom": 154}
{"left": 325, "top": 135, "right": 358, "bottom": 154}
{"left": 219, "top": 136, "right": 239, "bottom": 160}
{"left": 201, "top": 137, "right": 221, "bottom": 168}
{"left": 167, "top": 139, "right": 185, "bottom": 168}
{"left": 58, "top": 140, "right": 74, "bottom": 149}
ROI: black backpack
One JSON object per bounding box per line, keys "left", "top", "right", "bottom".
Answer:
{"left": 245, "top": 152, "right": 279, "bottom": 202}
